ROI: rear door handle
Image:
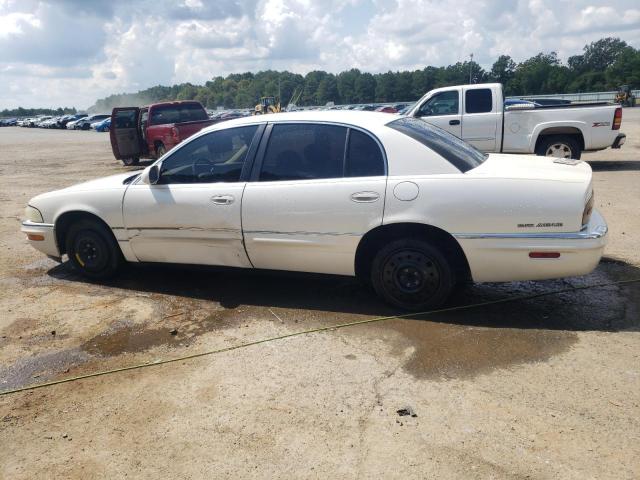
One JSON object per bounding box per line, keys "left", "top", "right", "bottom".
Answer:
{"left": 350, "top": 191, "right": 380, "bottom": 203}
{"left": 449, "top": 119, "right": 460, "bottom": 125}
{"left": 210, "top": 194, "right": 234, "bottom": 205}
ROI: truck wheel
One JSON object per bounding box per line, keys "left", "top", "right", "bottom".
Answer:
{"left": 65, "top": 219, "right": 122, "bottom": 279}
{"left": 122, "top": 157, "right": 139, "bottom": 166}
{"left": 156, "top": 143, "right": 166, "bottom": 158}
{"left": 536, "top": 135, "right": 581, "bottom": 160}
{"left": 371, "top": 239, "right": 454, "bottom": 311}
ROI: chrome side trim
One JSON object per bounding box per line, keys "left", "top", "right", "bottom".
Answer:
{"left": 22, "top": 221, "right": 54, "bottom": 228}
{"left": 245, "top": 230, "right": 361, "bottom": 237}
{"left": 453, "top": 225, "right": 607, "bottom": 240}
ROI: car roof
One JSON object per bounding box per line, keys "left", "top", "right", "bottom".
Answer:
{"left": 202, "top": 110, "right": 400, "bottom": 134}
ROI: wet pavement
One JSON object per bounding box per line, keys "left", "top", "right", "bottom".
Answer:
{"left": 2, "top": 256, "right": 638, "bottom": 391}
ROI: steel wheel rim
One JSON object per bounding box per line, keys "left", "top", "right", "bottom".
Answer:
{"left": 382, "top": 249, "right": 441, "bottom": 303}
{"left": 74, "top": 234, "right": 107, "bottom": 271}
{"left": 545, "top": 143, "right": 572, "bottom": 158}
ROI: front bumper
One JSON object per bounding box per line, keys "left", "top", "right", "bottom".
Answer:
{"left": 454, "top": 209, "right": 608, "bottom": 282}
{"left": 21, "top": 221, "right": 60, "bottom": 258}
{"left": 612, "top": 133, "right": 626, "bottom": 149}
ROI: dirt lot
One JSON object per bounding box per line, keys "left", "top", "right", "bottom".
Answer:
{"left": 1, "top": 112, "right": 639, "bottom": 479}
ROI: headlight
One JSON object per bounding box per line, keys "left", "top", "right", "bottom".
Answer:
{"left": 24, "top": 205, "right": 44, "bottom": 223}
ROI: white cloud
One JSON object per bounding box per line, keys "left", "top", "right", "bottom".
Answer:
{"left": 0, "top": 0, "right": 638, "bottom": 109}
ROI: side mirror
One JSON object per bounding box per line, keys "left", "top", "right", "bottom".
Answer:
{"left": 140, "top": 164, "right": 161, "bottom": 185}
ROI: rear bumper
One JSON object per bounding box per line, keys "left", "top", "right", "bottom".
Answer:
{"left": 612, "top": 133, "right": 626, "bottom": 149}
{"left": 454, "top": 210, "right": 608, "bottom": 282}
{"left": 21, "top": 221, "right": 60, "bottom": 258}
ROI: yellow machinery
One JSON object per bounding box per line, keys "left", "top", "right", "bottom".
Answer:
{"left": 254, "top": 96, "right": 281, "bottom": 115}
{"left": 615, "top": 85, "right": 636, "bottom": 107}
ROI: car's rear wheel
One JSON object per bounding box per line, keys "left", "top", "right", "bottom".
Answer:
{"left": 65, "top": 219, "right": 122, "bottom": 279}
{"left": 536, "top": 135, "right": 581, "bottom": 160}
{"left": 371, "top": 239, "right": 454, "bottom": 311}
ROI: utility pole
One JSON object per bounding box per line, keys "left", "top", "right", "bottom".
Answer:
{"left": 469, "top": 53, "right": 474, "bottom": 84}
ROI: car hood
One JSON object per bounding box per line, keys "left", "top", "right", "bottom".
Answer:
{"left": 468, "top": 153, "right": 592, "bottom": 184}
{"left": 28, "top": 172, "right": 138, "bottom": 225}
{"left": 58, "top": 172, "right": 137, "bottom": 193}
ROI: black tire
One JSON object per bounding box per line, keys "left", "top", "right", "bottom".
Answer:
{"left": 371, "top": 239, "right": 455, "bottom": 311}
{"left": 156, "top": 143, "right": 166, "bottom": 158}
{"left": 122, "top": 157, "right": 139, "bottom": 166}
{"left": 65, "top": 219, "right": 122, "bottom": 279}
{"left": 535, "top": 135, "right": 581, "bottom": 160}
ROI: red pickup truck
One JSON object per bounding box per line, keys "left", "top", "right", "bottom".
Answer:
{"left": 110, "top": 101, "right": 214, "bottom": 165}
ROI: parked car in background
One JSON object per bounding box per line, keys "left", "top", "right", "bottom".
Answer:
{"left": 0, "top": 118, "right": 17, "bottom": 126}
{"left": 376, "top": 106, "right": 398, "bottom": 114}
{"left": 73, "top": 114, "right": 110, "bottom": 130}
{"left": 22, "top": 111, "right": 607, "bottom": 311}
{"left": 110, "top": 100, "right": 214, "bottom": 165}
{"left": 92, "top": 117, "right": 111, "bottom": 132}
{"left": 406, "top": 83, "right": 625, "bottom": 159}
{"left": 58, "top": 114, "right": 87, "bottom": 129}
{"left": 29, "top": 116, "right": 52, "bottom": 127}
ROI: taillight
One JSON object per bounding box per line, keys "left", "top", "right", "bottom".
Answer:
{"left": 613, "top": 107, "right": 622, "bottom": 130}
{"left": 582, "top": 191, "right": 594, "bottom": 227}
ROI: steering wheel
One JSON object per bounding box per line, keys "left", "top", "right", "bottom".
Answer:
{"left": 192, "top": 157, "right": 214, "bottom": 179}
{"left": 419, "top": 104, "right": 433, "bottom": 116}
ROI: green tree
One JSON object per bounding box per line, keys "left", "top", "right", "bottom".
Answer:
{"left": 354, "top": 72, "right": 375, "bottom": 103}
{"left": 490, "top": 55, "right": 516, "bottom": 86}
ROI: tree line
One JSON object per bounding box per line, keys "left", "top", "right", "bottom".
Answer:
{"left": 0, "top": 106, "right": 77, "bottom": 118}
{"left": 3, "top": 36, "right": 638, "bottom": 116}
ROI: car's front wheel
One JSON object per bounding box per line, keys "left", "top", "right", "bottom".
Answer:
{"left": 65, "top": 219, "right": 122, "bottom": 279}
{"left": 371, "top": 239, "right": 454, "bottom": 311}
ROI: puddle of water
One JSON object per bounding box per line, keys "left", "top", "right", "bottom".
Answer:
{"left": 82, "top": 325, "right": 179, "bottom": 356}
{"left": 80, "top": 306, "right": 252, "bottom": 357}
{"left": 382, "top": 317, "right": 576, "bottom": 380}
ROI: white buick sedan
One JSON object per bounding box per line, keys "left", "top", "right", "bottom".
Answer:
{"left": 22, "top": 111, "right": 607, "bottom": 310}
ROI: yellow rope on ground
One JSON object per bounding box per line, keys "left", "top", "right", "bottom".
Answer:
{"left": 1, "top": 277, "right": 639, "bottom": 397}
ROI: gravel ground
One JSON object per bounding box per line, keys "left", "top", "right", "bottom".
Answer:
{"left": 1, "top": 111, "right": 639, "bottom": 479}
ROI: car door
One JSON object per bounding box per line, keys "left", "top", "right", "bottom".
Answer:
{"left": 415, "top": 89, "right": 462, "bottom": 138}
{"left": 461, "top": 87, "right": 498, "bottom": 152}
{"left": 242, "top": 122, "right": 386, "bottom": 276}
{"left": 110, "top": 108, "right": 142, "bottom": 160}
{"left": 122, "top": 124, "right": 263, "bottom": 267}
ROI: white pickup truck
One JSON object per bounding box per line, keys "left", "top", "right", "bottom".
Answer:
{"left": 406, "top": 83, "right": 626, "bottom": 159}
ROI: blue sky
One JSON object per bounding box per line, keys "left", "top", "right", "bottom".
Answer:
{"left": 1, "top": 0, "right": 639, "bottom": 109}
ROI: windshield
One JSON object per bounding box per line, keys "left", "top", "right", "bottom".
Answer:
{"left": 387, "top": 117, "right": 487, "bottom": 173}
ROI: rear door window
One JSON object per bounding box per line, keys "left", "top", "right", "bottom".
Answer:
{"left": 465, "top": 89, "right": 493, "bottom": 114}
{"left": 259, "top": 124, "right": 347, "bottom": 181}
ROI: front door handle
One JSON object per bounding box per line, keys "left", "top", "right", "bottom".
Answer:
{"left": 350, "top": 191, "right": 380, "bottom": 203}
{"left": 449, "top": 119, "right": 460, "bottom": 125}
{"left": 210, "top": 194, "right": 234, "bottom": 205}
